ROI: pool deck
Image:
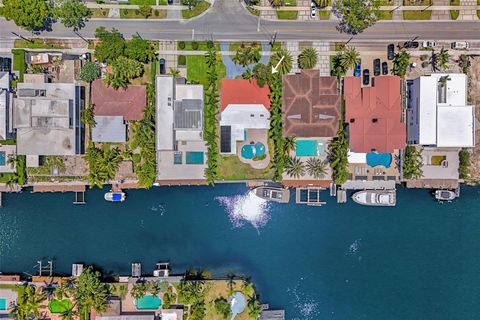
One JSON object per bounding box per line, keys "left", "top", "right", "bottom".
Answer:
{"left": 0, "top": 288, "right": 18, "bottom": 314}
{"left": 347, "top": 150, "right": 401, "bottom": 185}
{"left": 237, "top": 129, "right": 270, "bottom": 170}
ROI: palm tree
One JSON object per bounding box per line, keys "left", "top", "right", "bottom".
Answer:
{"left": 242, "top": 68, "right": 254, "bottom": 81}
{"left": 392, "top": 50, "right": 411, "bottom": 77}
{"left": 269, "top": 0, "right": 284, "bottom": 8}
{"left": 269, "top": 49, "right": 293, "bottom": 75}
{"left": 285, "top": 156, "right": 305, "bottom": 178}
{"left": 437, "top": 47, "right": 450, "bottom": 70}
{"left": 60, "top": 306, "right": 78, "bottom": 320}
{"left": 55, "top": 283, "right": 71, "bottom": 301}
{"left": 458, "top": 54, "right": 471, "bottom": 74}
{"left": 283, "top": 136, "right": 296, "bottom": 156}
{"left": 5, "top": 174, "right": 18, "bottom": 190}
{"left": 22, "top": 285, "right": 47, "bottom": 319}
{"left": 247, "top": 295, "right": 262, "bottom": 319}
{"left": 298, "top": 47, "right": 318, "bottom": 69}
{"left": 306, "top": 158, "right": 328, "bottom": 179}
{"left": 439, "top": 75, "right": 451, "bottom": 88}
{"left": 168, "top": 68, "right": 180, "bottom": 77}
{"left": 7, "top": 154, "right": 18, "bottom": 169}
{"left": 340, "top": 46, "right": 360, "bottom": 71}
{"left": 241, "top": 279, "right": 255, "bottom": 297}
{"left": 226, "top": 272, "right": 236, "bottom": 295}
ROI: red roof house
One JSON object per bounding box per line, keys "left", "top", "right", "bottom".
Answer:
{"left": 344, "top": 76, "right": 406, "bottom": 153}
{"left": 91, "top": 80, "right": 147, "bottom": 121}
{"left": 220, "top": 78, "right": 270, "bottom": 111}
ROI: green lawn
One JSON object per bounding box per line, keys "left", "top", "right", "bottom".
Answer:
{"left": 450, "top": 0, "right": 460, "bottom": 20}
{"left": 403, "top": 10, "right": 432, "bottom": 20}
{"left": 91, "top": 8, "right": 109, "bottom": 18}
{"left": 12, "top": 49, "right": 26, "bottom": 82}
{"left": 14, "top": 39, "right": 67, "bottom": 49}
{"left": 177, "top": 41, "right": 220, "bottom": 51}
{"left": 403, "top": 0, "right": 431, "bottom": 4}
{"left": 318, "top": 10, "right": 330, "bottom": 20}
{"left": 127, "top": 0, "right": 167, "bottom": 4}
{"left": 284, "top": 0, "right": 297, "bottom": 6}
{"left": 276, "top": 10, "right": 298, "bottom": 20}
{"left": 0, "top": 139, "right": 17, "bottom": 145}
{"left": 182, "top": 1, "right": 210, "bottom": 19}
{"left": 218, "top": 156, "right": 273, "bottom": 180}
{"left": 120, "top": 8, "right": 167, "bottom": 18}
{"left": 373, "top": 0, "right": 394, "bottom": 4}
{"left": 376, "top": 9, "right": 393, "bottom": 20}
{"left": 186, "top": 55, "right": 226, "bottom": 88}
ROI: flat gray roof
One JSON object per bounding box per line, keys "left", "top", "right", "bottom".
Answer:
{"left": 92, "top": 116, "right": 126, "bottom": 143}
{"left": 174, "top": 99, "right": 203, "bottom": 130}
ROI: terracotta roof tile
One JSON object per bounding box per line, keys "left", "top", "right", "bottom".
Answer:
{"left": 220, "top": 78, "right": 270, "bottom": 111}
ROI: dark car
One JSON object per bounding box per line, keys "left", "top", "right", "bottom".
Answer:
{"left": 387, "top": 44, "right": 395, "bottom": 60}
{"left": 1, "top": 57, "right": 11, "bottom": 72}
{"left": 382, "top": 61, "right": 388, "bottom": 75}
{"left": 354, "top": 62, "right": 361, "bottom": 77}
{"left": 402, "top": 41, "right": 419, "bottom": 49}
{"left": 373, "top": 59, "right": 381, "bottom": 76}
{"left": 159, "top": 58, "right": 166, "bottom": 75}
{"left": 168, "top": 0, "right": 173, "bottom": 4}
{"left": 363, "top": 69, "right": 370, "bottom": 86}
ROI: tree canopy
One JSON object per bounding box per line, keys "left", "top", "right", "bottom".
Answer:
{"left": 94, "top": 27, "right": 126, "bottom": 63}
{"left": 333, "top": 0, "right": 378, "bottom": 35}
{"left": 79, "top": 61, "right": 100, "bottom": 83}
{"left": 74, "top": 267, "right": 109, "bottom": 319}
{"left": 2, "top": 0, "right": 53, "bottom": 31}
{"left": 124, "top": 35, "right": 156, "bottom": 63}
{"left": 56, "top": 0, "right": 91, "bottom": 30}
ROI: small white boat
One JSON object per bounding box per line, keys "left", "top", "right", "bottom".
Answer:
{"left": 434, "top": 190, "right": 456, "bottom": 201}
{"left": 251, "top": 187, "right": 290, "bottom": 203}
{"left": 352, "top": 190, "right": 396, "bottom": 206}
{"left": 104, "top": 191, "right": 126, "bottom": 202}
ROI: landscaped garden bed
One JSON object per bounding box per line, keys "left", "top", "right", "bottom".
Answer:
{"left": 276, "top": 10, "right": 298, "bottom": 20}
{"left": 182, "top": 0, "right": 210, "bottom": 19}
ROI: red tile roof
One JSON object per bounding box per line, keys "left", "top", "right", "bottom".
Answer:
{"left": 220, "top": 78, "right": 270, "bottom": 111}
{"left": 344, "top": 76, "right": 406, "bottom": 153}
{"left": 91, "top": 80, "right": 147, "bottom": 121}
{"left": 282, "top": 70, "right": 341, "bottom": 137}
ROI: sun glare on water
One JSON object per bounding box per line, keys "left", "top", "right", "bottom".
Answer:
{"left": 216, "top": 191, "right": 271, "bottom": 229}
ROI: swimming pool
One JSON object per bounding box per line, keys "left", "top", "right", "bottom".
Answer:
{"left": 135, "top": 295, "right": 162, "bottom": 310}
{"left": 0, "top": 298, "right": 6, "bottom": 310}
{"left": 295, "top": 140, "right": 325, "bottom": 157}
{"left": 241, "top": 143, "right": 266, "bottom": 159}
{"left": 186, "top": 151, "right": 204, "bottom": 164}
{"left": 366, "top": 153, "right": 392, "bottom": 168}
{"left": 0, "top": 151, "right": 5, "bottom": 166}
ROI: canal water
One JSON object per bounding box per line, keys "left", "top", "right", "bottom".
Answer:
{"left": 0, "top": 184, "right": 479, "bottom": 320}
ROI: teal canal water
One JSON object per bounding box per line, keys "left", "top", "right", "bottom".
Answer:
{"left": 0, "top": 184, "right": 480, "bottom": 319}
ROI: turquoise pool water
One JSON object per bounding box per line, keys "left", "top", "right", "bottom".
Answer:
{"left": 0, "top": 298, "right": 6, "bottom": 310}
{"left": 296, "top": 140, "right": 325, "bottom": 157}
{"left": 367, "top": 153, "right": 392, "bottom": 168}
{"left": 241, "top": 143, "right": 265, "bottom": 159}
{"left": 0, "top": 151, "right": 5, "bottom": 166}
{"left": 135, "top": 295, "right": 161, "bottom": 310}
{"left": 186, "top": 151, "right": 204, "bottom": 164}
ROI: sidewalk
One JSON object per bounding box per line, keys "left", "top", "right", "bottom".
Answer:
{"left": 253, "top": 5, "right": 480, "bottom": 11}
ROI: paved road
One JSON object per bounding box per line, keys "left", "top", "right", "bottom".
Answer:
{"left": 1, "top": 0, "right": 480, "bottom": 42}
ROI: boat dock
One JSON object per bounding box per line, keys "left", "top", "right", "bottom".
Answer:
{"left": 295, "top": 187, "right": 327, "bottom": 206}
{"left": 131, "top": 262, "right": 141, "bottom": 277}
{"left": 73, "top": 191, "right": 86, "bottom": 205}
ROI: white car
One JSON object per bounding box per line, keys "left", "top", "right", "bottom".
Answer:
{"left": 311, "top": 2, "right": 316, "bottom": 18}
{"left": 422, "top": 41, "right": 436, "bottom": 48}
{"left": 451, "top": 41, "right": 469, "bottom": 50}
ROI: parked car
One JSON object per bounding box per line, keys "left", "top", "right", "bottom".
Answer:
{"left": 363, "top": 69, "right": 370, "bottom": 86}
{"left": 159, "top": 58, "right": 166, "bottom": 75}
{"left": 422, "top": 41, "right": 436, "bottom": 49}
{"left": 382, "top": 61, "right": 388, "bottom": 75}
{"left": 399, "top": 41, "right": 419, "bottom": 49}
{"left": 311, "top": 2, "right": 316, "bottom": 18}
{"left": 373, "top": 59, "right": 381, "bottom": 76}
{"left": 451, "top": 41, "right": 469, "bottom": 50}
{"left": 168, "top": 0, "right": 173, "bottom": 4}
{"left": 354, "top": 62, "right": 361, "bottom": 77}
{"left": 387, "top": 44, "right": 395, "bottom": 60}
{"left": 0, "top": 57, "right": 3, "bottom": 72}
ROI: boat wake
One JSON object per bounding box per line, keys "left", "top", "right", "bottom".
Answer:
{"left": 216, "top": 191, "right": 270, "bottom": 229}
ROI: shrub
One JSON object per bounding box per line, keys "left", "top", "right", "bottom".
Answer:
{"left": 459, "top": 148, "right": 470, "bottom": 179}
{"left": 206, "top": 40, "right": 214, "bottom": 49}
{"left": 154, "top": 9, "right": 159, "bottom": 16}
{"left": 252, "top": 154, "right": 267, "bottom": 161}
{"left": 178, "top": 55, "right": 186, "bottom": 66}
{"left": 134, "top": 9, "right": 140, "bottom": 15}
{"left": 191, "top": 41, "right": 199, "bottom": 50}
{"left": 178, "top": 41, "right": 186, "bottom": 50}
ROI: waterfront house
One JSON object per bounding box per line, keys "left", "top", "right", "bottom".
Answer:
{"left": 12, "top": 78, "right": 83, "bottom": 166}
{"left": 91, "top": 79, "right": 146, "bottom": 144}
{"left": 156, "top": 75, "right": 207, "bottom": 183}
{"left": 405, "top": 73, "right": 475, "bottom": 189}
{"left": 0, "top": 72, "right": 11, "bottom": 141}
{"left": 219, "top": 78, "right": 270, "bottom": 169}
{"left": 281, "top": 70, "right": 341, "bottom": 186}
{"left": 343, "top": 76, "right": 406, "bottom": 188}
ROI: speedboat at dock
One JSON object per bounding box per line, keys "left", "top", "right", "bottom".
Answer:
{"left": 251, "top": 187, "right": 290, "bottom": 203}
{"left": 104, "top": 191, "right": 126, "bottom": 202}
{"left": 434, "top": 190, "right": 456, "bottom": 202}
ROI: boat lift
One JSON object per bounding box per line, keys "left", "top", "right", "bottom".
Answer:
{"left": 35, "top": 260, "right": 53, "bottom": 277}
{"left": 295, "top": 187, "right": 327, "bottom": 206}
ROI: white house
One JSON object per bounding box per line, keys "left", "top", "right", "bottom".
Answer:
{"left": 407, "top": 73, "right": 475, "bottom": 148}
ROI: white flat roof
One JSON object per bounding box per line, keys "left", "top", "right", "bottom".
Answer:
{"left": 437, "top": 106, "right": 475, "bottom": 147}
{"left": 418, "top": 77, "right": 437, "bottom": 145}
{"left": 429, "top": 73, "right": 467, "bottom": 106}
{"left": 156, "top": 76, "right": 175, "bottom": 151}
{"left": 220, "top": 104, "right": 270, "bottom": 129}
